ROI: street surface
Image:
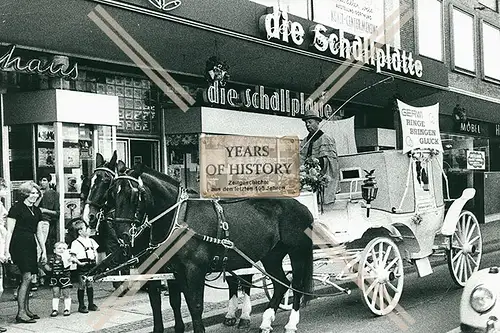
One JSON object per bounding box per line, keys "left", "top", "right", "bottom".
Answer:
{"left": 203, "top": 250, "right": 500, "bottom": 333}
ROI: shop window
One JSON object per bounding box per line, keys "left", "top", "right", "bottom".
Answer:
{"left": 481, "top": 22, "right": 500, "bottom": 81}
{"left": 166, "top": 134, "right": 199, "bottom": 190}
{"left": 250, "top": 0, "right": 310, "bottom": 19}
{"left": 479, "top": 0, "right": 498, "bottom": 11}
{"left": 416, "top": 0, "right": 443, "bottom": 61}
{"left": 9, "top": 124, "right": 34, "bottom": 182}
{"left": 442, "top": 133, "right": 488, "bottom": 200}
{"left": 451, "top": 7, "right": 476, "bottom": 73}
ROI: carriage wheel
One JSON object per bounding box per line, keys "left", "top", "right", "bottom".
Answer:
{"left": 358, "top": 237, "right": 404, "bottom": 316}
{"left": 262, "top": 271, "right": 293, "bottom": 311}
{"left": 447, "top": 210, "right": 482, "bottom": 287}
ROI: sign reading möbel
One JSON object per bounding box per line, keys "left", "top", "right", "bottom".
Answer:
{"left": 200, "top": 135, "right": 300, "bottom": 198}
{"left": 397, "top": 100, "right": 442, "bottom": 153}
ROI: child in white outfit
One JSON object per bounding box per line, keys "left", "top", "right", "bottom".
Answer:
{"left": 70, "top": 221, "right": 99, "bottom": 313}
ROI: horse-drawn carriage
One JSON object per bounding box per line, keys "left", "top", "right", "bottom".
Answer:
{"left": 266, "top": 146, "right": 481, "bottom": 316}
{"left": 82, "top": 101, "right": 481, "bottom": 333}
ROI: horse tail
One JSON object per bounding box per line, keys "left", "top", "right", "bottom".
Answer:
{"left": 301, "top": 241, "right": 314, "bottom": 306}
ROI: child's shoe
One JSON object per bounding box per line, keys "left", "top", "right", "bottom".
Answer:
{"left": 50, "top": 310, "right": 58, "bottom": 317}
{"left": 63, "top": 310, "right": 70, "bottom": 316}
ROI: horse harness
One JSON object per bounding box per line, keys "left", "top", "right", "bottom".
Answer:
{"left": 86, "top": 173, "right": 345, "bottom": 299}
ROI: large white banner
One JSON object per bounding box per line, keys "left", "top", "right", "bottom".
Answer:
{"left": 397, "top": 100, "right": 442, "bottom": 153}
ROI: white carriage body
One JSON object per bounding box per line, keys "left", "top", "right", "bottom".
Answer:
{"left": 299, "top": 150, "right": 445, "bottom": 259}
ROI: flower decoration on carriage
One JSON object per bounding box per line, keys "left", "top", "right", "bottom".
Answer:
{"left": 411, "top": 213, "right": 423, "bottom": 226}
{"left": 205, "top": 56, "right": 230, "bottom": 87}
{"left": 299, "top": 157, "right": 330, "bottom": 192}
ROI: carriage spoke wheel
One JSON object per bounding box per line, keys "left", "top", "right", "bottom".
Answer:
{"left": 358, "top": 237, "right": 404, "bottom": 316}
{"left": 262, "top": 271, "right": 293, "bottom": 311}
{"left": 447, "top": 210, "right": 482, "bottom": 287}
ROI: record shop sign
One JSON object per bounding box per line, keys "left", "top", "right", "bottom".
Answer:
{"left": 259, "top": 9, "right": 424, "bottom": 78}
{"left": 200, "top": 135, "right": 300, "bottom": 198}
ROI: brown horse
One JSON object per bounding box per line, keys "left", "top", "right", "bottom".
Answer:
{"left": 106, "top": 163, "right": 314, "bottom": 333}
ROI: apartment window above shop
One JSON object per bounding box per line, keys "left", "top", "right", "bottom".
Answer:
{"left": 479, "top": 0, "right": 498, "bottom": 11}
{"left": 482, "top": 21, "right": 500, "bottom": 82}
{"left": 416, "top": 0, "right": 443, "bottom": 61}
{"left": 250, "top": 0, "right": 310, "bottom": 19}
{"left": 451, "top": 7, "right": 476, "bottom": 73}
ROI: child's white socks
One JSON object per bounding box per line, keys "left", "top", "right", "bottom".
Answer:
{"left": 52, "top": 298, "right": 59, "bottom": 310}
{"left": 64, "top": 298, "right": 71, "bottom": 311}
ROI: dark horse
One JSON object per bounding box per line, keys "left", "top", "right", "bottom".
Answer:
{"left": 82, "top": 153, "right": 256, "bottom": 331}
{"left": 106, "top": 163, "right": 314, "bottom": 333}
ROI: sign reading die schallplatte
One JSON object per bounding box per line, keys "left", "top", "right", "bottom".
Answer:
{"left": 200, "top": 135, "right": 300, "bottom": 198}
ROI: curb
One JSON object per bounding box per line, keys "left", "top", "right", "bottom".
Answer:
{"left": 162, "top": 239, "right": 500, "bottom": 331}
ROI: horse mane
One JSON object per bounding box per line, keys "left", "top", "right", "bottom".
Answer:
{"left": 137, "top": 165, "right": 180, "bottom": 188}
{"left": 136, "top": 164, "right": 199, "bottom": 195}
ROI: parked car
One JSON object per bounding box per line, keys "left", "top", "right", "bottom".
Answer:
{"left": 460, "top": 266, "right": 500, "bottom": 332}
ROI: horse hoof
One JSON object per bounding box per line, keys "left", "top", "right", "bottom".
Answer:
{"left": 223, "top": 317, "right": 237, "bottom": 326}
{"left": 237, "top": 318, "right": 251, "bottom": 329}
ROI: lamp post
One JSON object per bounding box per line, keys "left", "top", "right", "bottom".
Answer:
{"left": 361, "top": 169, "right": 378, "bottom": 217}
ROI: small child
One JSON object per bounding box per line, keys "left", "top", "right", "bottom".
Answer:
{"left": 43, "top": 242, "right": 74, "bottom": 317}
{"left": 70, "top": 221, "right": 99, "bottom": 313}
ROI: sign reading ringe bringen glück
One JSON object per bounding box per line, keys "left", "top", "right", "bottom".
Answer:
{"left": 397, "top": 100, "right": 442, "bottom": 153}
{"left": 259, "top": 9, "right": 423, "bottom": 78}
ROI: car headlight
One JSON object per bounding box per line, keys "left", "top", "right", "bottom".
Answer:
{"left": 470, "top": 285, "right": 496, "bottom": 313}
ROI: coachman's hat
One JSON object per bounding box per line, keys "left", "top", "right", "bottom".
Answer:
{"left": 302, "top": 109, "right": 323, "bottom": 122}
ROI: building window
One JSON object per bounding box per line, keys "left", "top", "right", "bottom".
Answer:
{"left": 451, "top": 7, "right": 475, "bottom": 73}
{"left": 416, "top": 0, "right": 443, "bottom": 61}
{"left": 250, "top": 0, "right": 309, "bottom": 19}
{"left": 479, "top": 0, "right": 498, "bottom": 11}
{"left": 482, "top": 21, "right": 500, "bottom": 81}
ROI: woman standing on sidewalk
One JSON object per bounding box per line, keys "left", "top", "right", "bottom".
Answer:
{"left": 4, "top": 181, "right": 47, "bottom": 324}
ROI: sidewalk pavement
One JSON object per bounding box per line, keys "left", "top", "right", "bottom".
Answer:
{"left": 2, "top": 219, "right": 500, "bottom": 333}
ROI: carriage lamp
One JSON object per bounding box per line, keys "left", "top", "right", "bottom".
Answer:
{"left": 361, "top": 169, "right": 378, "bottom": 218}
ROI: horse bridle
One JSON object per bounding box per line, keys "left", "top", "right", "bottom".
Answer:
{"left": 85, "top": 166, "right": 117, "bottom": 234}
{"left": 113, "top": 175, "right": 148, "bottom": 247}
{"left": 86, "top": 166, "right": 116, "bottom": 209}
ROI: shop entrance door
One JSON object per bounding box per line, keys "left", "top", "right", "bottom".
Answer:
{"left": 129, "top": 139, "right": 159, "bottom": 170}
